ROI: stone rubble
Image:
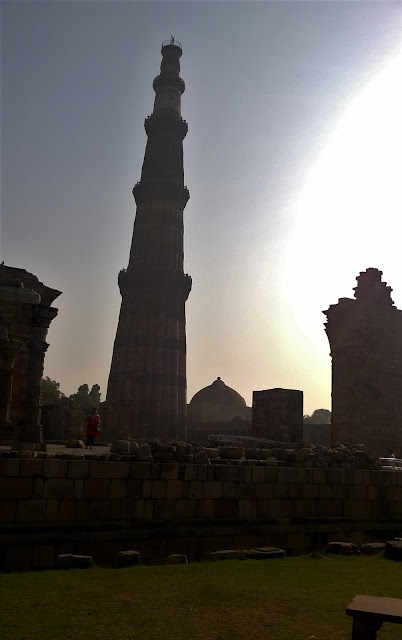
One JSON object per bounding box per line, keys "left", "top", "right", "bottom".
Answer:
{"left": 66, "top": 439, "right": 85, "bottom": 449}
{"left": 209, "top": 547, "right": 285, "bottom": 561}
{"left": 104, "top": 439, "right": 383, "bottom": 470}
{"left": 56, "top": 554, "right": 94, "bottom": 569}
{"left": 325, "top": 542, "right": 360, "bottom": 555}
{"left": 385, "top": 540, "right": 402, "bottom": 561}
{"left": 360, "top": 543, "right": 387, "bottom": 555}
{"left": 165, "top": 554, "right": 188, "bottom": 564}
{"left": 0, "top": 439, "right": 384, "bottom": 469}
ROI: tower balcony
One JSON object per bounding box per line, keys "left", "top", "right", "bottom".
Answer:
{"left": 162, "top": 39, "right": 182, "bottom": 54}
{"left": 144, "top": 113, "right": 188, "bottom": 138}
{"left": 153, "top": 74, "right": 185, "bottom": 95}
{"left": 118, "top": 268, "right": 191, "bottom": 299}
{"left": 133, "top": 181, "right": 190, "bottom": 207}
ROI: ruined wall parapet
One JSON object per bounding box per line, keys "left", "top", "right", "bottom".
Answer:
{"left": 1, "top": 455, "right": 402, "bottom": 571}
{"left": 324, "top": 268, "right": 402, "bottom": 454}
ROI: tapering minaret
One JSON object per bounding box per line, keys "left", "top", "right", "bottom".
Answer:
{"left": 105, "top": 39, "right": 191, "bottom": 441}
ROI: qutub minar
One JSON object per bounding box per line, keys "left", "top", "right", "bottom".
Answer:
{"left": 104, "top": 39, "right": 191, "bottom": 441}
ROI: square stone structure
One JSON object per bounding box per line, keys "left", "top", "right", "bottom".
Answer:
{"left": 324, "top": 268, "right": 402, "bottom": 456}
{"left": 252, "top": 388, "right": 303, "bottom": 442}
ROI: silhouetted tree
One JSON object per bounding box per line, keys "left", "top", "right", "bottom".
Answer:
{"left": 41, "top": 376, "right": 64, "bottom": 405}
{"left": 303, "top": 409, "right": 331, "bottom": 424}
{"left": 70, "top": 384, "right": 101, "bottom": 416}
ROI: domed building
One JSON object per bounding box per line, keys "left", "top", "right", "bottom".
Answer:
{"left": 187, "top": 377, "right": 252, "bottom": 445}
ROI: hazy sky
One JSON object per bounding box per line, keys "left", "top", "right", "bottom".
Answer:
{"left": 2, "top": 1, "right": 401, "bottom": 413}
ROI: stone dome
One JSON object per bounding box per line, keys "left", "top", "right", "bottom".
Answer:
{"left": 189, "top": 377, "right": 247, "bottom": 408}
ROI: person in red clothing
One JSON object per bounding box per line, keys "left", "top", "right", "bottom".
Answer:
{"left": 84, "top": 407, "right": 101, "bottom": 449}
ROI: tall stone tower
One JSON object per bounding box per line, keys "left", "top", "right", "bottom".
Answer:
{"left": 105, "top": 39, "right": 191, "bottom": 441}
{"left": 324, "top": 268, "right": 402, "bottom": 455}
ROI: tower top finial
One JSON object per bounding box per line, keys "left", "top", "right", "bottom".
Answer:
{"left": 161, "top": 38, "right": 182, "bottom": 53}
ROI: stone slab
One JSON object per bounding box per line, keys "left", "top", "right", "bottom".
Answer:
{"left": 326, "top": 542, "right": 359, "bottom": 555}
{"left": 360, "top": 543, "right": 386, "bottom": 555}
{"left": 165, "top": 554, "right": 188, "bottom": 564}
{"left": 56, "top": 554, "right": 94, "bottom": 569}
{"left": 245, "top": 548, "right": 285, "bottom": 559}
{"left": 385, "top": 541, "right": 402, "bottom": 561}
{"left": 116, "top": 550, "right": 141, "bottom": 567}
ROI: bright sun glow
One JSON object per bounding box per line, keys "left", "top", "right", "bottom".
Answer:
{"left": 282, "top": 52, "right": 402, "bottom": 348}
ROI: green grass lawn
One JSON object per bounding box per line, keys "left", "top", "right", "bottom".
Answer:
{"left": 1, "top": 555, "right": 402, "bottom": 640}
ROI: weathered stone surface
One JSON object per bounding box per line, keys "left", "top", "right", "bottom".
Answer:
{"left": 245, "top": 548, "right": 285, "bottom": 559}
{"left": 67, "top": 460, "right": 90, "bottom": 478}
{"left": 325, "top": 542, "right": 359, "bottom": 555}
{"left": 218, "top": 447, "right": 244, "bottom": 460}
{"left": 209, "top": 549, "right": 245, "bottom": 560}
{"left": 193, "top": 450, "right": 210, "bottom": 464}
{"left": 116, "top": 550, "right": 141, "bottom": 567}
{"left": 18, "top": 450, "right": 38, "bottom": 459}
{"left": 89, "top": 461, "right": 130, "bottom": 479}
{"left": 56, "top": 554, "right": 94, "bottom": 569}
{"left": 129, "top": 441, "right": 139, "bottom": 454}
{"left": 252, "top": 388, "right": 303, "bottom": 441}
{"left": 44, "top": 460, "right": 67, "bottom": 478}
{"left": 110, "top": 440, "right": 130, "bottom": 455}
{"left": 325, "top": 269, "right": 402, "bottom": 455}
{"left": 360, "top": 542, "right": 386, "bottom": 555}
{"left": 385, "top": 540, "right": 402, "bottom": 560}
{"left": 66, "top": 439, "right": 85, "bottom": 448}
{"left": 0, "top": 459, "right": 20, "bottom": 476}
{"left": 136, "top": 443, "right": 153, "bottom": 462}
{"left": 165, "top": 554, "right": 188, "bottom": 564}
{"left": 153, "top": 452, "right": 173, "bottom": 463}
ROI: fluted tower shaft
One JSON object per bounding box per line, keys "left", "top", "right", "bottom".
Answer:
{"left": 105, "top": 41, "right": 191, "bottom": 441}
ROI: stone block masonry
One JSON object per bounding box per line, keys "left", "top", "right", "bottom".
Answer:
{"left": 252, "top": 388, "right": 303, "bottom": 442}
{"left": 1, "top": 459, "right": 402, "bottom": 571}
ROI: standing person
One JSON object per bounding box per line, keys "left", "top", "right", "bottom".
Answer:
{"left": 84, "top": 407, "right": 100, "bottom": 449}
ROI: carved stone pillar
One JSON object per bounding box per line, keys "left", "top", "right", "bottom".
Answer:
{"left": 18, "top": 308, "right": 57, "bottom": 446}
{"left": 18, "top": 341, "right": 49, "bottom": 445}
{"left": 0, "top": 267, "right": 61, "bottom": 448}
{"left": 0, "top": 328, "right": 21, "bottom": 424}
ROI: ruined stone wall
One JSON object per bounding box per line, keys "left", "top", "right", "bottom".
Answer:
{"left": 1, "top": 459, "right": 401, "bottom": 571}
{"left": 325, "top": 269, "right": 402, "bottom": 456}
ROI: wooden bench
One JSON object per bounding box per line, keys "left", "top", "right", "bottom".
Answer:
{"left": 346, "top": 595, "right": 402, "bottom": 639}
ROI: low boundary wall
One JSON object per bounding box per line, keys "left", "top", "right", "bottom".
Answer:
{"left": 1, "top": 459, "right": 402, "bottom": 570}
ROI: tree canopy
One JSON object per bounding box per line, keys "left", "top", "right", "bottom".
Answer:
{"left": 303, "top": 409, "right": 331, "bottom": 424}
{"left": 41, "top": 376, "right": 64, "bottom": 405}
{"left": 70, "top": 384, "right": 101, "bottom": 416}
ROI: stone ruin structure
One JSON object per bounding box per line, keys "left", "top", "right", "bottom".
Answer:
{"left": 41, "top": 397, "right": 84, "bottom": 442}
{"left": 0, "top": 265, "right": 61, "bottom": 447}
{"left": 104, "top": 40, "right": 191, "bottom": 442}
{"left": 252, "top": 388, "right": 303, "bottom": 442}
{"left": 324, "top": 268, "right": 402, "bottom": 456}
